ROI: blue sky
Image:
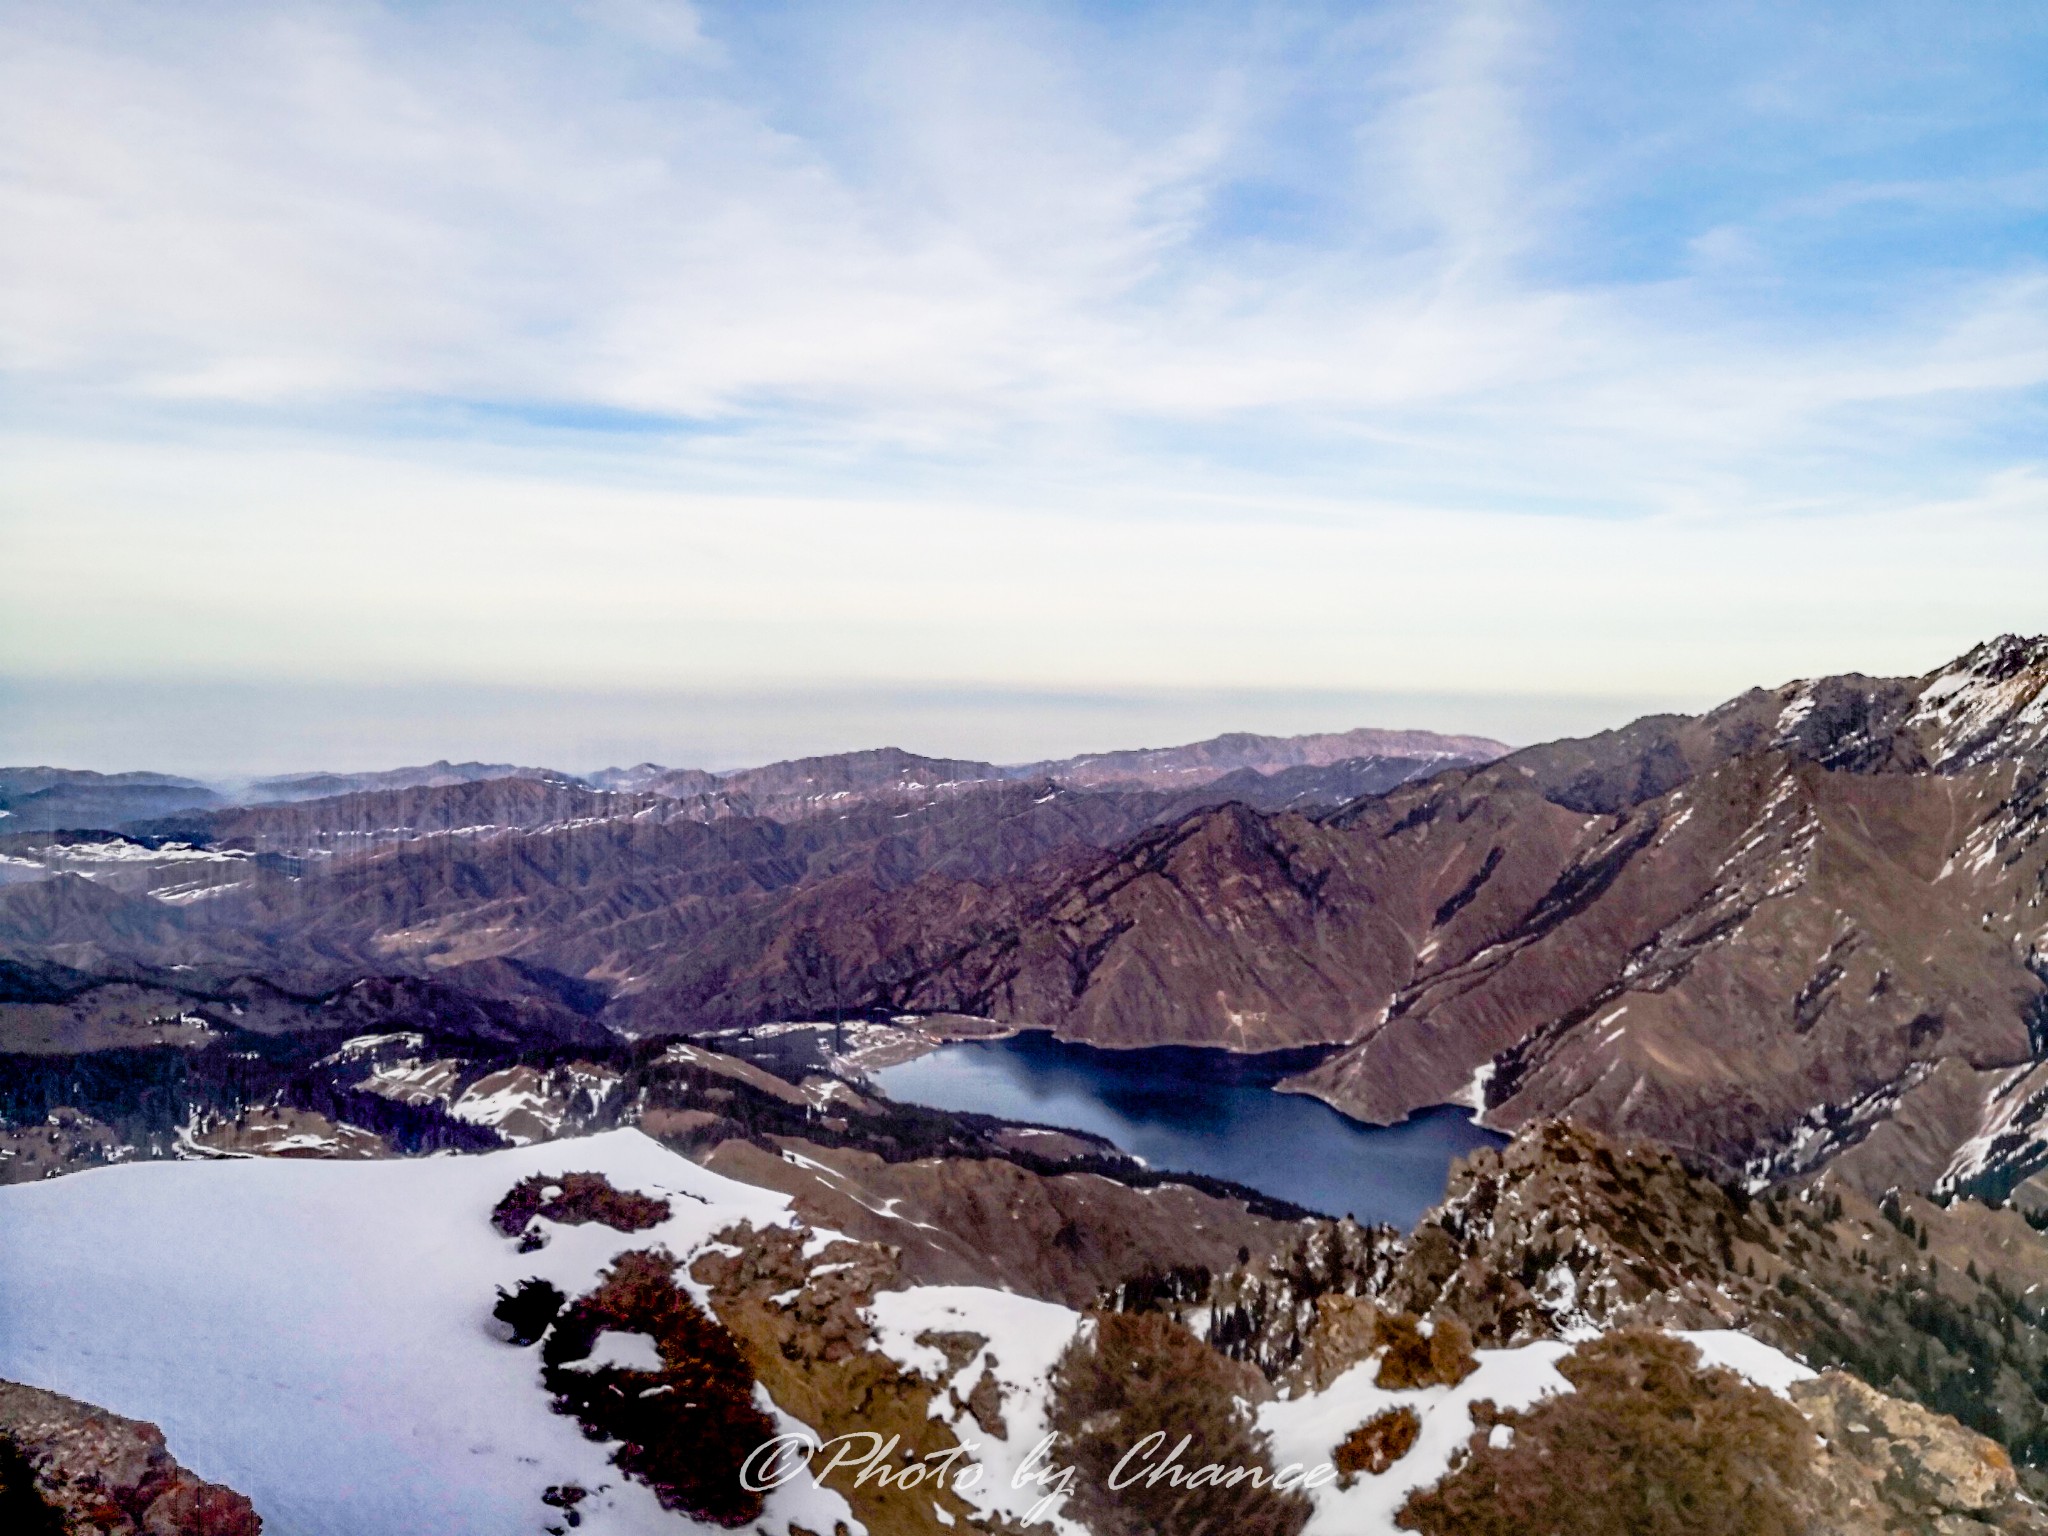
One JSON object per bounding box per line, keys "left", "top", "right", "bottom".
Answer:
{"left": 3, "top": 0, "right": 2047, "bottom": 772}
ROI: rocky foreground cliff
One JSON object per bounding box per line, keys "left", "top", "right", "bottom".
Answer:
{"left": 0, "top": 1380, "right": 259, "bottom": 1536}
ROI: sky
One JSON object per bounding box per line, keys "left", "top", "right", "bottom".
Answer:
{"left": 3, "top": 0, "right": 2047, "bottom": 774}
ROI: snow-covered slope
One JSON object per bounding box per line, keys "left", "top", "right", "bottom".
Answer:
{"left": 0, "top": 1124, "right": 1834, "bottom": 1536}
{"left": 0, "top": 1130, "right": 854, "bottom": 1536}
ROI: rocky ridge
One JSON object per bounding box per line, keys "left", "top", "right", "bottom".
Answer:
{"left": 1188, "top": 1119, "right": 2048, "bottom": 1500}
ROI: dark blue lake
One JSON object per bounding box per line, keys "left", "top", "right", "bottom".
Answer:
{"left": 871, "top": 1031, "right": 1504, "bottom": 1229}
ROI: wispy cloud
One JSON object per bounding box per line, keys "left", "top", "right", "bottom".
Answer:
{"left": 1, "top": 0, "right": 2045, "bottom": 747}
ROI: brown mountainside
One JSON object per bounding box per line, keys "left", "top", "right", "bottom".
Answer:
{"left": 820, "top": 637, "right": 2048, "bottom": 1195}
{"left": 10, "top": 641, "right": 2048, "bottom": 1197}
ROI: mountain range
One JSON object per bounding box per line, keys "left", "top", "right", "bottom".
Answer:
{"left": 9, "top": 643, "right": 2048, "bottom": 1208}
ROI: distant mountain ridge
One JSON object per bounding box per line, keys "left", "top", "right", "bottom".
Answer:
{"left": 1013, "top": 726, "right": 1511, "bottom": 788}
{"left": 245, "top": 759, "right": 572, "bottom": 802}
{"left": 9, "top": 726, "right": 1505, "bottom": 853}
{"left": 0, "top": 767, "right": 223, "bottom": 833}
{"left": 582, "top": 725, "right": 1512, "bottom": 807}
{"left": 40, "top": 642, "right": 2048, "bottom": 1208}
{"left": 109, "top": 725, "right": 1506, "bottom": 818}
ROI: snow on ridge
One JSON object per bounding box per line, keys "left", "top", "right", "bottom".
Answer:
{"left": 1261, "top": 1340, "right": 1574, "bottom": 1534}
{"left": 1908, "top": 637, "right": 2048, "bottom": 769}
{"left": 350, "top": 1057, "right": 623, "bottom": 1145}
{"left": 0, "top": 1129, "right": 850, "bottom": 1536}
{"left": 1937, "top": 1061, "right": 2048, "bottom": 1198}
{"left": 1773, "top": 685, "right": 1820, "bottom": 740}
{"left": 23, "top": 838, "right": 246, "bottom": 865}
{"left": 1679, "top": 1328, "right": 1816, "bottom": 1398}
{"left": 318, "top": 1031, "right": 427, "bottom": 1065}
{"left": 0, "top": 1124, "right": 1833, "bottom": 1536}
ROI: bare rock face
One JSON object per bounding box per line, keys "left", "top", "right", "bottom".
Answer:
{"left": 0, "top": 1380, "right": 260, "bottom": 1536}
{"left": 1386, "top": 1121, "right": 1762, "bottom": 1346}
{"left": 1793, "top": 1370, "right": 2048, "bottom": 1535}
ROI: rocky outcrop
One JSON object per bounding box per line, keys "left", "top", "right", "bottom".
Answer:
{"left": 1188, "top": 1119, "right": 2048, "bottom": 1504}
{"left": 1399, "top": 1329, "right": 2048, "bottom": 1536}
{"left": 1793, "top": 1369, "right": 2048, "bottom": 1534}
{"left": 692, "top": 1222, "right": 979, "bottom": 1536}
{"left": 0, "top": 1109, "right": 126, "bottom": 1184}
{"left": 1386, "top": 1122, "right": 1768, "bottom": 1344}
{"left": 0, "top": 1379, "right": 260, "bottom": 1535}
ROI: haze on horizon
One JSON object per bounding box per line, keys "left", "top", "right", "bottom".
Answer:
{"left": 3, "top": 0, "right": 2046, "bottom": 774}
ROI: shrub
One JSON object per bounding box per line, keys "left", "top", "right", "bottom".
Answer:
{"left": 493, "top": 1171, "right": 671, "bottom": 1238}
{"left": 1334, "top": 1407, "right": 1421, "bottom": 1484}
{"left": 494, "top": 1277, "right": 566, "bottom": 1346}
{"left": 1112, "top": 1263, "right": 1213, "bottom": 1315}
{"left": 541, "top": 1248, "right": 775, "bottom": 1528}
{"left": 1375, "top": 1312, "right": 1477, "bottom": 1391}
{"left": 1049, "top": 1309, "right": 1311, "bottom": 1536}
{"left": 1397, "top": 1329, "right": 1811, "bottom": 1536}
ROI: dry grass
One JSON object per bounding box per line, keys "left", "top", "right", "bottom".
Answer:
{"left": 1050, "top": 1310, "right": 1310, "bottom": 1536}
{"left": 1374, "top": 1311, "right": 1476, "bottom": 1391}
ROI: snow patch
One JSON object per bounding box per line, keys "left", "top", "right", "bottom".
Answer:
{"left": 0, "top": 1129, "right": 847, "bottom": 1536}
{"left": 865, "top": 1286, "right": 1086, "bottom": 1535}
{"left": 1259, "top": 1340, "right": 1575, "bottom": 1534}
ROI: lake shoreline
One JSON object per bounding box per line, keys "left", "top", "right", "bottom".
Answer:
{"left": 869, "top": 1031, "right": 1504, "bottom": 1227}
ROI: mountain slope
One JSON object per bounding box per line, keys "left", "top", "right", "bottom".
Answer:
{"left": 244, "top": 760, "right": 564, "bottom": 802}
{"left": 826, "top": 637, "right": 2048, "bottom": 1193}
{"left": 12, "top": 644, "right": 2048, "bottom": 1197}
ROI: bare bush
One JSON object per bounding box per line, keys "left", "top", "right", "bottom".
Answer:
{"left": 1335, "top": 1406, "right": 1421, "bottom": 1484}
{"left": 492, "top": 1171, "right": 671, "bottom": 1237}
{"left": 541, "top": 1248, "right": 774, "bottom": 1528}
